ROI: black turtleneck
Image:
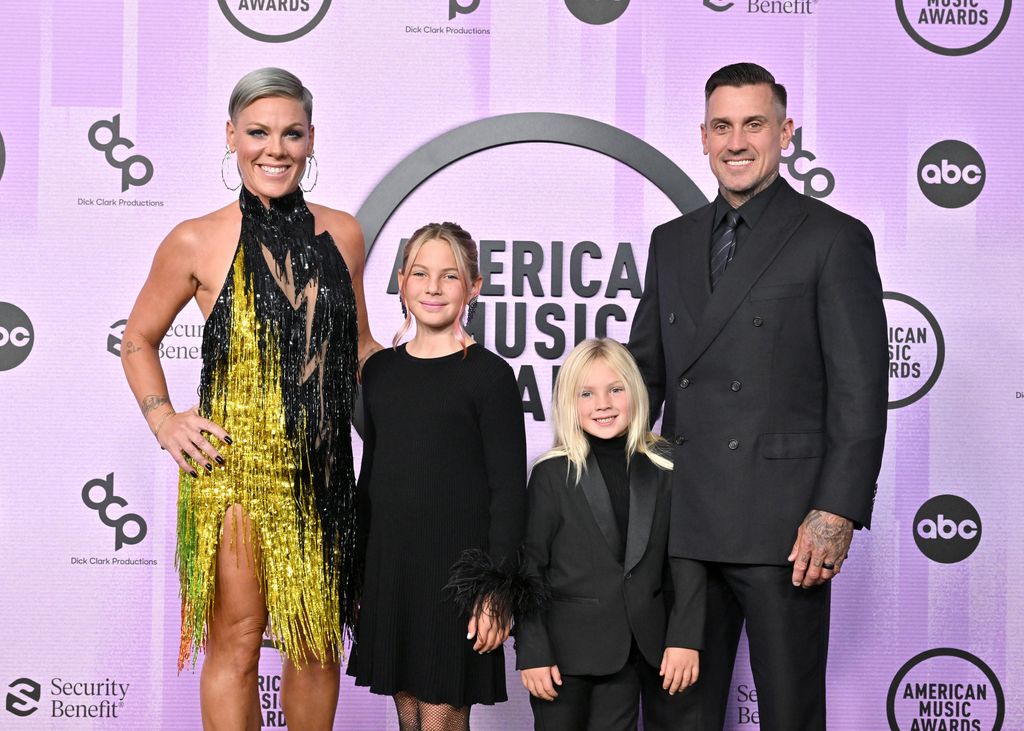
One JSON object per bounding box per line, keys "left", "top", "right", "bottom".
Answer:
{"left": 587, "top": 432, "right": 630, "bottom": 561}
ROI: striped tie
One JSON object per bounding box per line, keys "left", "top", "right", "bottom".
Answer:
{"left": 710, "top": 209, "right": 741, "bottom": 291}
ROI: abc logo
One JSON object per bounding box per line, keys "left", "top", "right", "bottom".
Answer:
{"left": 913, "top": 494, "right": 981, "bottom": 564}
{"left": 917, "top": 140, "right": 985, "bottom": 208}
{"left": 0, "top": 302, "right": 34, "bottom": 372}
{"left": 564, "top": 0, "right": 630, "bottom": 25}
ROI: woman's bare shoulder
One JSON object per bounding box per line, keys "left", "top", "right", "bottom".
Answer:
{"left": 308, "top": 202, "right": 364, "bottom": 263}
{"left": 161, "top": 201, "right": 241, "bottom": 254}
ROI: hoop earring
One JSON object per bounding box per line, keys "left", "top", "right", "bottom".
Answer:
{"left": 301, "top": 153, "right": 319, "bottom": 192}
{"left": 465, "top": 297, "right": 479, "bottom": 326}
{"left": 221, "top": 147, "right": 241, "bottom": 191}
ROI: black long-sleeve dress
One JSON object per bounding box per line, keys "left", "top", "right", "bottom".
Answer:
{"left": 348, "top": 343, "right": 527, "bottom": 706}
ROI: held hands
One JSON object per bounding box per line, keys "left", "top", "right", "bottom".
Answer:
{"left": 788, "top": 509, "right": 854, "bottom": 588}
{"left": 466, "top": 596, "right": 509, "bottom": 654}
{"left": 520, "top": 665, "right": 562, "bottom": 701}
{"left": 661, "top": 647, "right": 699, "bottom": 695}
{"left": 154, "top": 404, "right": 232, "bottom": 477}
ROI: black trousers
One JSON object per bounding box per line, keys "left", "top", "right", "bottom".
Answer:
{"left": 696, "top": 563, "right": 831, "bottom": 731}
{"left": 529, "top": 644, "right": 700, "bottom": 731}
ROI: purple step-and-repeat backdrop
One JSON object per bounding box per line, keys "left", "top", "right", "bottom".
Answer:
{"left": 1, "top": 1, "right": 1021, "bottom": 729}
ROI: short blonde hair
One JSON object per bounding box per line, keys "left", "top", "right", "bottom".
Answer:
{"left": 538, "top": 338, "right": 672, "bottom": 480}
{"left": 393, "top": 222, "right": 480, "bottom": 354}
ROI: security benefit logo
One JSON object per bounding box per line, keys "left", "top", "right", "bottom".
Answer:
{"left": 88, "top": 115, "right": 153, "bottom": 193}
{"left": 781, "top": 127, "right": 834, "bottom": 199}
{"left": 5, "top": 678, "right": 40, "bottom": 718}
{"left": 896, "top": 0, "right": 1011, "bottom": 56}
{"left": 107, "top": 318, "right": 204, "bottom": 360}
{"left": 888, "top": 648, "right": 1004, "bottom": 731}
{"left": 218, "top": 0, "right": 332, "bottom": 43}
{"left": 914, "top": 494, "right": 982, "bottom": 563}
{"left": 4, "top": 677, "right": 132, "bottom": 721}
{"left": 81, "top": 473, "right": 148, "bottom": 552}
{"left": 884, "top": 292, "right": 944, "bottom": 409}
{"left": 918, "top": 141, "right": 985, "bottom": 209}
{"left": 0, "top": 302, "right": 34, "bottom": 372}
{"left": 564, "top": 0, "right": 630, "bottom": 25}
{"left": 704, "top": 0, "right": 817, "bottom": 15}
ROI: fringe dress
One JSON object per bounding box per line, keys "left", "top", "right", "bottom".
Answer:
{"left": 176, "top": 185, "right": 358, "bottom": 670}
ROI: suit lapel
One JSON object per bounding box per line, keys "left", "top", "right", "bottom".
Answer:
{"left": 676, "top": 205, "right": 715, "bottom": 327}
{"left": 581, "top": 452, "right": 623, "bottom": 560}
{"left": 624, "top": 455, "right": 658, "bottom": 574}
{"left": 677, "top": 182, "right": 806, "bottom": 373}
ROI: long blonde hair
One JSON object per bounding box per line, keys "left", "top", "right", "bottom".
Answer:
{"left": 538, "top": 338, "right": 672, "bottom": 482}
{"left": 392, "top": 222, "right": 480, "bottom": 355}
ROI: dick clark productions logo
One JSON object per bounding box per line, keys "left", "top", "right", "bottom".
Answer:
{"left": 897, "top": 0, "right": 1011, "bottom": 56}
{"left": 82, "top": 473, "right": 147, "bottom": 550}
{"left": 218, "top": 0, "right": 331, "bottom": 42}
{"left": 0, "top": 302, "right": 34, "bottom": 372}
{"left": 88, "top": 115, "right": 153, "bottom": 192}
{"left": 914, "top": 494, "right": 982, "bottom": 563}
{"left": 918, "top": 140, "right": 985, "bottom": 208}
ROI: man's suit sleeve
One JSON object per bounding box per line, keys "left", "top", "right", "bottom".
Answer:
{"left": 665, "top": 557, "right": 706, "bottom": 650}
{"left": 514, "top": 462, "right": 559, "bottom": 670}
{"left": 628, "top": 228, "right": 666, "bottom": 427}
{"left": 814, "top": 217, "right": 888, "bottom": 528}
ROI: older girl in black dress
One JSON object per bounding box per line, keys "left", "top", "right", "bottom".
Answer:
{"left": 349, "top": 222, "right": 540, "bottom": 731}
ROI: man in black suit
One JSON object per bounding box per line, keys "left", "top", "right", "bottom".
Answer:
{"left": 627, "top": 62, "right": 888, "bottom": 730}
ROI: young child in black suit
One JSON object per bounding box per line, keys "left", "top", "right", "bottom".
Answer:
{"left": 516, "top": 338, "right": 706, "bottom": 731}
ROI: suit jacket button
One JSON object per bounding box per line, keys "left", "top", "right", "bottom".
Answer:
{"left": 730, "top": 380, "right": 742, "bottom": 392}
{"left": 625, "top": 572, "right": 632, "bottom": 580}
{"left": 678, "top": 376, "right": 691, "bottom": 389}
{"left": 668, "top": 312, "right": 676, "bottom": 324}
{"left": 674, "top": 435, "right": 686, "bottom": 445}
{"left": 752, "top": 316, "right": 764, "bottom": 327}
{"left": 728, "top": 439, "right": 740, "bottom": 450}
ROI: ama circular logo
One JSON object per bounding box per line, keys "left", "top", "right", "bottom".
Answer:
{"left": 888, "top": 648, "right": 1004, "bottom": 730}
{"left": 918, "top": 140, "right": 985, "bottom": 209}
{"left": 896, "top": 0, "right": 1011, "bottom": 56}
{"left": 913, "top": 494, "right": 982, "bottom": 564}
{"left": 564, "top": 0, "right": 630, "bottom": 25}
{"left": 218, "top": 0, "right": 332, "bottom": 43}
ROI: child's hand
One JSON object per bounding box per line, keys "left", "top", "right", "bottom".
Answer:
{"left": 467, "top": 596, "right": 509, "bottom": 653}
{"left": 660, "top": 647, "right": 699, "bottom": 695}
{"left": 520, "top": 665, "right": 562, "bottom": 701}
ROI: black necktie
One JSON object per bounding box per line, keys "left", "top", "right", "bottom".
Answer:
{"left": 710, "top": 209, "right": 741, "bottom": 291}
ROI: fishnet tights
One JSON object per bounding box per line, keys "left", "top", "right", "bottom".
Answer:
{"left": 394, "top": 691, "right": 470, "bottom": 731}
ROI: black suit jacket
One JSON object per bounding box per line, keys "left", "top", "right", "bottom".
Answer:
{"left": 515, "top": 453, "right": 706, "bottom": 676}
{"left": 628, "top": 179, "right": 888, "bottom": 565}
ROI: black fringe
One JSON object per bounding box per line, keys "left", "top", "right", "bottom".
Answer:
{"left": 444, "top": 547, "right": 549, "bottom": 633}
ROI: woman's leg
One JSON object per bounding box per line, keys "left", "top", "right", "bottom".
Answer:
{"left": 280, "top": 654, "right": 340, "bottom": 730}
{"left": 199, "top": 505, "right": 268, "bottom": 731}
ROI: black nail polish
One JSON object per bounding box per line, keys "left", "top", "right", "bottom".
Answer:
{"left": 190, "top": 470, "right": 199, "bottom": 478}
{"left": 205, "top": 463, "right": 213, "bottom": 472}
{"left": 224, "top": 436, "right": 233, "bottom": 445}
{"left": 215, "top": 456, "right": 225, "bottom": 465}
